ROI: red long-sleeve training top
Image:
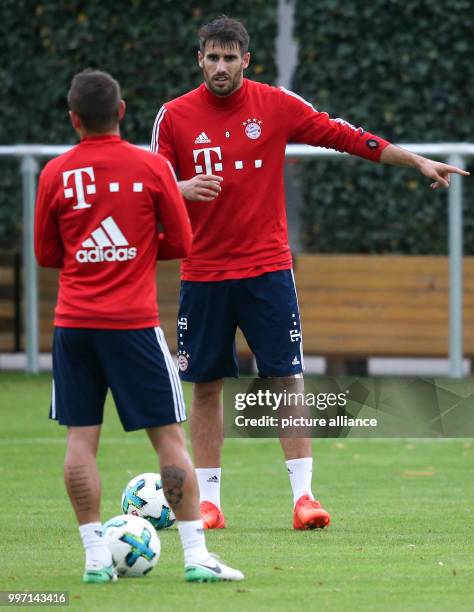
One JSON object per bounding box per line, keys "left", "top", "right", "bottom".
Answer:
{"left": 151, "top": 79, "right": 390, "bottom": 281}
{"left": 35, "top": 134, "right": 192, "bottom": 328}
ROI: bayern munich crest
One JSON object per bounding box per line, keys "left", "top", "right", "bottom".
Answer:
{"left": 177, "top": 350, "right": 190, "bottom": 372}
{"left": 243, "top": 118, "right": 262, "bottom": 140}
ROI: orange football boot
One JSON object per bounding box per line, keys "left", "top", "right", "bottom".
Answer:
{"left": 200, "top": 501, "right": 226, "bottom": 529}
{"left": 293, "top": 494, "right": 331, "bottom": 530}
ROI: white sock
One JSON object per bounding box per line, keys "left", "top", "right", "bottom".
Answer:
{"left": 178, "top": 520, "right": 210, "bottom": 566}
{"left": 195, "top": 468, "right": 221, "bottom": 508}
{"left": 79, "top": 522, "right": 112, "bottom": 569}
{"left": 286, "top": 458, "right": 314, "bottom": 506}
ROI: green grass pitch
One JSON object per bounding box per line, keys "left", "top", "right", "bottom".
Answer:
{"left": 1, "top": 372, "right": 473, "bottom": 611}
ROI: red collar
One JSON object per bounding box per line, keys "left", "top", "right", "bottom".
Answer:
{"left": 80, "top": 134, "right": 122, "bottom": 143}
{"left": 199, "top": 78, "right": 248, "bottom": 110}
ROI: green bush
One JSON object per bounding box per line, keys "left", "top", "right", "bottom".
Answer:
{"left": 0, "top": 0, "right": 277, "bottom": 248}
{"left": 293, "top": 0, "right": 474, "bottom": 253}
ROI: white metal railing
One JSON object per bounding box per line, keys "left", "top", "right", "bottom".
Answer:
{"left": 0, "top": 143, "right": 473, "bottom": 377}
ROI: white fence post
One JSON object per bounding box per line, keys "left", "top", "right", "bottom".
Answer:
{"left": 20, "top": 155, "right": 40, "bottom": 374}
{"left": 448, "top": 153, "right": 465, "bottom": 378}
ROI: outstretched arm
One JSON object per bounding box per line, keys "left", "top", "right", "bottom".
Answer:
{"left": 380, "top": 144, "right": 470, "bottom": 189}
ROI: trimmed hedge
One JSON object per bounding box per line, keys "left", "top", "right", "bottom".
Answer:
{"left": 0, "top": 1, "right": 277, "bottom": 248}
{"left": 293, "top": 0, "right": 474, "bottom": 254}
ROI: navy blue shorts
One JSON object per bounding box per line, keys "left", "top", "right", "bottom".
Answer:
{"left": 51, "top": 327, "right": 186, "bottom": 431}
{"left": 177, "top": 269, "right": 304, "bottom": 382}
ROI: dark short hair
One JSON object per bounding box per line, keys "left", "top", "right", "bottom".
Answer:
{"left": 67, "top": 69, "right": 121, "bottom": 133}
{"left": 198, "top": 15, "right": 250, "bottom": 55}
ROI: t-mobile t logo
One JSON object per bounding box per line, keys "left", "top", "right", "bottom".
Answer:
{"left": 193, "top": 147, "right": 223, "bottom": 174}
{"left": 290, "top": 329, "right": 301, "bottom": 343}
{"left": 62, "top": 166, "right": 96, "bottom": 210}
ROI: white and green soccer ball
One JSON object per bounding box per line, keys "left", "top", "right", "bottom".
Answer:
{"left": 121, "top": 472, "right": 175, "bottom": 530}
{"left": 102, "top": 514, "right": 160, "bottom": 577}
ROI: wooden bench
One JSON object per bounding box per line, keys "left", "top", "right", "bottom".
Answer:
{"left": 0, "top": 252, "right": 19, "bottom": 352}
{"left": 1, "top": 255, "right": 473, "bottom": 365}
{"left": 296, "top": 254, "right": 474, "bottom": 360}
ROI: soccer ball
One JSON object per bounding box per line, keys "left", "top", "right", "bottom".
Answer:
{"left": 102, "top": 514, "right": 160, "bottom": 577}
{"left": 121, "top": 472, "right": 175, "bottom": 530}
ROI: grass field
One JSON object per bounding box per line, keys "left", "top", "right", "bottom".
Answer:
{"left": 1, "top": 372, "right": 473, "bottom": 611}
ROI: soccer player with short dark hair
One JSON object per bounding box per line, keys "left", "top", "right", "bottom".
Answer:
{"left": 151, "top": 16, "right": 469, "bottom": 531}
{"left": 35, "top": 68, "right": 244, "bottom": 583}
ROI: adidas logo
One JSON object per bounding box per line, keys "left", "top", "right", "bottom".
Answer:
{"left": 206, "top": 475, "right": 219, "bottom": 483}
{"left": 75, "top": 216, "right": 137, "bottom": 263}
{"left": 194, "top": 131, "right": 211, "bottom": 144}
{"left": 292, "top": 356, "right": 300, "bottom": 366}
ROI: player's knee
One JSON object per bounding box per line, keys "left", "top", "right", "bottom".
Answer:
{"left": 147, "top": 423, "right": 187, "bottom": 452}
{"left": 192, "top": 379, "right": 223, "bottom": 406}
{"left": 66, "top": 425, "right": 100, "bottom": 457}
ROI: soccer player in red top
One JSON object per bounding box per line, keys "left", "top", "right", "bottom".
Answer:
{"left": 150, "top": 17, "right": 469, "bottom": 531}
{"left": 35, "top": 69, "right": 244, "bottom": 583}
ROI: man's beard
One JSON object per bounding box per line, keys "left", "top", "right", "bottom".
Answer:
{"left": 205, "top": 70, "right": 241, "bottom": 97}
